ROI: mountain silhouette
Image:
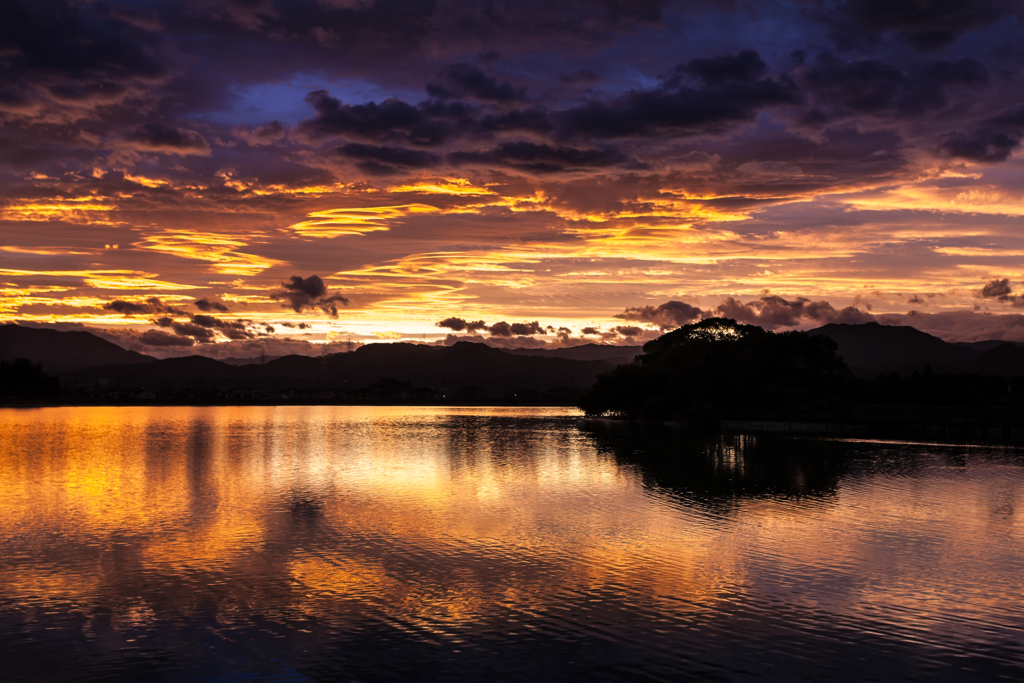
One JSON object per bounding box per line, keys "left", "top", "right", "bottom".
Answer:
{"left": 0, "top": 324, "right": 154, "bottom": 374}
{"left": 506, "top": 343, "right": 641, "bottom": 365}
{"left": 809, "top": 322, "right": 1024, "bottom": 376}
{"left": 8, "top": 322, "right": 1024, "bottom": 401}
{"left": 956, "top": 339, "right": 1024, "bottom": 352}
{"left": 64, "top": 340, "right": 615, "bottom": 395}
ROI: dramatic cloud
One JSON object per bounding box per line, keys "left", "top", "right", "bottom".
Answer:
{"left": 138, "top": 330, "right": 195, "bottom": 347}
{"left": 435, "top": 318, "right": 545, "bottom": 336}
{"left": 3, "top": 1, "right": 1024, "bottom": 355}
{"left": 427, "top": 64, "right": 526, "bottom": 102}
{"left": 336, "top": 143, "right": 442, "bottom": 173}
{"left": 450, "top": 142, "right": 629, "bottom": 171}
{"left": 300, "top": 90, "right": 441, "bottom": 143}
{"left": 677, "top": 50, "right": 768, "bottom": 87}
{"left": 190, "top": 314, "right": 257, "bottom": 340}
{"left": 812, "top": 0, "right": 1024, "bottom": 50}
{"left": 104, "top": 298, "right": 185, "bottom": 316}
{"left": 154, "top": 317, "right": 216, "bottom": 341}
{"left": 437, "top": 317, "right": 488, "bottom": 332}
{"left": 716, "top": 296, "right": 874, "bottom": 329}
{"left": 485, "top": 323, "right": 544, "bottom": 339}
{"left": 508, "top": 321, "right": 545, "bottom": 336}
{"left": 556, "top": 52, "right": 797, "bottom": 139}
{"left": 980, "top": 278, "right": 1016, "bottom": 303}
{"left": 616, "top": 301, "right": 703, "bottom": 329}
{"left": 194, "top": 298, "right": 229, "bottom": 313}
{"left": 273, "top": 275, "right": 350, "bottom": 318}
{"left": 940, "top": 106, "right": 1024, "bottom": 162}
{"left": 124, "top": 123, "right": 211, "bottom": 156}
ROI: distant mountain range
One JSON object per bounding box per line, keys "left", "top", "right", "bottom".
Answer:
{"left": 0, "top": 325, "right": 624, "bottom": 394}
{"left": 66, "top": 342, "right": 614, "bottom": 394}
{"left": 0, "top": 324, "right": 152, "bottom": 374}
{"left": 505, "top": 344, "right": 641, "bottom": 365}
{"left": 5, "top": 322, "right": 1024, "bottom": 398}
{"left": 808, "top": 322, "right": 1024, "bottom": 377}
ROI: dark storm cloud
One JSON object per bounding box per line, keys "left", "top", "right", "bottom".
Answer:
{"left": 675, "top": 50, "right": 768, "bottom": 87}
{"left": 475, "top": 109, "right": 553, "bottom": 134}
{"left": 124, "top": 123, "right": 211, "bottom": 155}
{"left": 104, "top": 297, "right": 185, "bottom": 316}
{"left": 614, "top": 325, "right": 643, "bottom": 337}
{"left": 716, "top": 296, "right": 874, "bottom": 330}
{"left": 190, "top": 314, "right": 257, "bottom": 340}
{"left": 273, "top": 275, "right": 350, "bottom": 318}
{"left": 809, "top": 0, "right": 1024, "bottom": 51}
{"left": 939, "top": 106, "right": 1024, "bottom": 162}
{"left": 800, "top": 54, "right": 990, "bottom": 122}
{"left": 486, "top": 321, "right": 513, "bottom": 337}
{"left": 940, "top": 131, "right": 1019, "bottom": 162}
{"left": 437, "top": 317, "right": 489, "bottom": 332}
{"left": 450, "top": 142, "right": 630, "bottom": 171}
{"left": 436, "top": 318, "right": 544, "bottom": 336}
{"left": 194, "top": 298, "right": 229, "bottom": 313}
{"left": 138, "top": 330, "right": 195, "bottom": 347}
{"left": 556, "top": 52, "right": 797, "bottom": 139}
{"left": 301, "top": 91, "right": 428, "bottom": 142}
{"left": 150, "top": 312, "right": 264, "bottom": 342}
{"left": 297, "top": 53, "right": 797, "bottom": 163}
{"left": 486, "top": 320, "right": 546, "bottom": 337}
{"left": 235, "top": 120, "right": 288, "bottom": 147}
{"left": 980, "top": 278, "right": 1015, "bottom": 301}
{"left": 154, "top": 318, "right": 217, "bottom": 341}
{"left": 300, "top": 90, "right": 551, "bottom": 150}
{"left": 616, "top": 301, "right": 703, "bottom": 329}
{"left": 509, "top": 321, "right": 545, "bottom": 336}
{"left": 181, "top": 0, "right": 672, "bottom": 54}
{"left": 559, "top": 70, "right": 600, "bottom": 84}
{"left": 0, "top": 0, "right": 166, "bottom": 113}
{"left": 426, "top": 64, "right": 526, "bottom": 102}
{"left": 336, "top": 143, "right": 442, "bottom": 173}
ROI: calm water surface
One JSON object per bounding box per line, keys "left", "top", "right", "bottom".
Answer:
{"left": 1, "top": 406, "right": 1022, "bottom": 681}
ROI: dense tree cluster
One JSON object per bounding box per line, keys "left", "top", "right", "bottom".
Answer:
{"left": 0, "top": 358, "right": 60, "bottom": 399}
{"left": 859, "top": 369, "right": 1020, "bottom": 407}
{"left": 578, "top": 318, "right": 851, "bottom": 423}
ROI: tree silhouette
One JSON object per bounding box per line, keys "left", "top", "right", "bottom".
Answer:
{"left": 0, "top": 358, "right": 61, "bottom": 399}
{"left": 578, "top": 318, "right": 850, "bottom": 423}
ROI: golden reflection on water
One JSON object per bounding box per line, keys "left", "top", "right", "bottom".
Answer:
{"left": 0, "top": 407, "right": 735, "bottom": 628}
{"left": 1, "top": 406, "right": 1023, "bottom": 681}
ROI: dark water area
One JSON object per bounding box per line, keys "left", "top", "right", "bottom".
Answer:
{"left": 1, "top": 407, "right": 1022, "bottom": 682}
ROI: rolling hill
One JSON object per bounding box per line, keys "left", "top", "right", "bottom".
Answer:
{"left": 0, "top": 325, "right": 154, "bottom": 374}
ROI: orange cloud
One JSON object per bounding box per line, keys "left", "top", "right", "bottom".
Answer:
{"left": 0, "top": 199, "right": 119, "bottom": 224}
{"left": 0, "top": 268, "right": 193, "bottom": 291}
{"left": 287, "top": 204, "right": 441, "bottom": 237}
{"left": 387, "top": 178, "right": 498, "bottom": 196}
{"left": 135, "top": 232, "right": 284, "bottom": 275}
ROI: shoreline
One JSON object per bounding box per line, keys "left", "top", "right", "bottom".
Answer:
{"left": 5, "top": 403, "right": 1024, "bottom": 444}
{"left": 0, "top": 400, "right": 582, "bottom": 409}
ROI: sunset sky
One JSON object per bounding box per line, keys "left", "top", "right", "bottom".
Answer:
{"left": 3, "top": 0, "right": 1024, "bottom": 357}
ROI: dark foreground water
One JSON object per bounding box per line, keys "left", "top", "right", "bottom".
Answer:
{"left": 1, "top": 407, "right": 1022, "bottom": 682}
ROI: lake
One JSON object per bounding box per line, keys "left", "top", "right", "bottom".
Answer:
{"left": 1, "top": 406, "right": 1022, "bottom": 682}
